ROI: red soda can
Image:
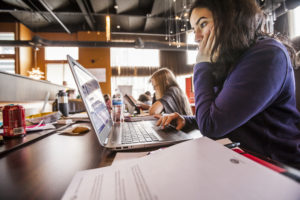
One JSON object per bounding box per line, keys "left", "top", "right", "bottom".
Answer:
{"left": 3, "top": 105, "right": 26, "bottom": 137}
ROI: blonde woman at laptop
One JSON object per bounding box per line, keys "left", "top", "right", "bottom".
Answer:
{"left": 138, "top": 68, "right": 192, "bottom": 116}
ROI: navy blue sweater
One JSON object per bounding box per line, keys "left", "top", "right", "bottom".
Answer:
{"left": 184, "top": 38, "right": 300, "bottom": 165}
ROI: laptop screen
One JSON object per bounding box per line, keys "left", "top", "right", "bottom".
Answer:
{"left": 67, "top": 55, "right": 112, "bottom": 145}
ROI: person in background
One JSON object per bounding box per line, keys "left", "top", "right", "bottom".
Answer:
{"left": 66, "top": 89, "right": 76, "bottom": 99}
{"left": 138, "top": 93, "right": 152, "bottom": 105}
{"left": 62, "top": 81, "right": 68, "bottom": 87}
{"left": 157, "top": 0, "right": 300, "bottom": 169}
{"left": 145, "top": 91, "right": 151, "bottom": 97}
{"left": 103, "top": 94, "right": 112, "bottom": 114}
{"left": 292, "top": 36, "right": 300, "bottom": 110}
{"left": 144, "top": 91, "right": 153, "bottom": 105}
{"left": 140, "top": 68, "right": 192, "bottom": 116}
{"left": 292, "top": 36, "right": 300, "bottom": 69}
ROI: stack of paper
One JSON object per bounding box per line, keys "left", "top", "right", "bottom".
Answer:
{"left": 62, "top": 137, "right": 300, "bottom": 200}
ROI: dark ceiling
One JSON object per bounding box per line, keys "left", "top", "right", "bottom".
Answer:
{"left": 0, "top": 0, "right": 299, "bottom": 36}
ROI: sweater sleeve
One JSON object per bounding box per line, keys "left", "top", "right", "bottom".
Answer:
{"left": 183, "top": 115, "right": 199, "bottom": 130}
{"left": 193, "top": 44, "right": 288, "bottom": 138}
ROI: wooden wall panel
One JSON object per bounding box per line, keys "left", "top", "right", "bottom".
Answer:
{"left": 160, "top": 50, "right": 193, "bottom": 75}
{"left": 32, "top": 31, "right": 112, "bottom": 95}
{"left": 0, "top": 22, "right": 16, "bottom": 32}
{"left": 35, "top": 32, "right": 77, "bottom": 78}
{"left": 37, "top": 32, "right": 77, "bottom": 41}
{"left": 19, "top": 23, "right": 33, "bottom": 76}
{"left": 77, "top": 32, "right": 111, "bottom": 96}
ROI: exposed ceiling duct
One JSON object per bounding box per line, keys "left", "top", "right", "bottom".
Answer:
{"left": 0, "top": 36, "right": 198, "bottom": 51}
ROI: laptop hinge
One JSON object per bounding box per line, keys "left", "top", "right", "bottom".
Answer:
{"left": 104, "top": 138, "right": 108, "bottom": 145}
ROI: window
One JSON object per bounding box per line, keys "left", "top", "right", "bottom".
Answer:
{"left": 45, "top": 47, "right": 78, "bottom": 90}
{"left": 111, "top": 76, "right": 154, "bottom": 100}
{"left": 290, "top": 6, "right": 300, "bottom": 39}
{"left": 110, "top": 48, "right": 159, "bottom": 97}
{"left": 0, "top": 59, "right": 15, "bottom": 74}
{"left": 186, "top": 31, "right": 198, "bottom": 65}
{"left": 0, "top": 46, "right": 15, "bottom": 54}
{"left": 110, "top": 48, "right": 159, "bottom": 67}
{"left": 0, "top": 32, "right": 15, "bottom": 54}
{"left": 111, "top": 74, "right": 189, "bottom": 101}
{"left": 0, "top": 32, "right": 15, "bottom": 73}
{"left": 45, "top": 47, "right": 78, "bottom": 60}
{"left": 47, "top": 63, "right": 76, "bottom": 89}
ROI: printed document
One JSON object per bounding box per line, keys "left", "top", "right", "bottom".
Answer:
{"left": 62, "top": 137, "right": 300, "bottom": 200}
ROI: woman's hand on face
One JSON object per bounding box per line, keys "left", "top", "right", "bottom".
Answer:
{"left": 196, "top": 27, "right": 215, "bottom": 63}
{"left": 155, "top": 112, "right": 186, "bottom": 131}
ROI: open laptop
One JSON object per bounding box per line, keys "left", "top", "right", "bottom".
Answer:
{"left": 67, "top": 55, "right": 202, "bottom": 151}
{"left": 123, "top": 94, "right": 137, "bottom": 114}
{"left": 124, "top": 94, "right": 138, "bottom": 106}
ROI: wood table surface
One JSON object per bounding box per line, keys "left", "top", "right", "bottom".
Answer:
{"left": 0, "top": 122, "right": 115, "bottom": 200}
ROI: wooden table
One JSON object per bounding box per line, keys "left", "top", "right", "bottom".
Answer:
{"left": 1, "top": 122, "right": 299, "bottom": 199}
{"left": 0, "top": 122, "right": 115, "bottom": 200}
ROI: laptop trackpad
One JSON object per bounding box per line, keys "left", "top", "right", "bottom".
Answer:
{"left": 152, "top": 125, "right": 186, "bottom": 140}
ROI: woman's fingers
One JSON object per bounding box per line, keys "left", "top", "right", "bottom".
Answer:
{"left": 164, "top": 114, "right": 175, "bottom": 127}
{"left": 176, "top": 121, "right": 185, "bottom": 130}
{"left": 154, "top": 114, "right": 161, "bottom": 119}
{"left": 200, "top": 29, "right": 210, "bottom": 51}
{"left": 156, "top": 114, "right": 173, "bottom": 128}
{"left": 156, "top": 114, "right": 168, "bottom": 126}
{"left": 156, "top": 116, "right": 163, "bottom": 126}
{"left": 160, "top": 115, "right": 169, "bottom": 128}
{"left": 174, "top": 113, "right": 185, "bottom": 130}
{"left": 155, "top": 113, "right": 185, "bottom": 131}
{"left": 206, "top": 27, "right": 215, "bottom": 53}
{"left": 196, "top": 28, "right": 214, "bottom": 63}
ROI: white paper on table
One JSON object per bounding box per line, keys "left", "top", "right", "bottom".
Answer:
{"left": 62, "top": 137, "right": 300, "bottom": 200}
{"left": 216, "top": 138, "right": 232, "bottom": 145}
{"left": 26, "top": 123, "right": 56, "bottom": 132}
{"left": 112, "top": 152, "right": 149, "bottom": 166}
{"left": 65, "top": 112, "right": 90, "bottom": 122}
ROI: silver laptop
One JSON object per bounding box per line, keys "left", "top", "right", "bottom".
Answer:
{"left": 67, "top": 55, "right": 202, "bottom": 151}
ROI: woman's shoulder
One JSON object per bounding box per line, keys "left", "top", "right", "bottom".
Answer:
{"left": 241, "top": 37, "right": 289, "bottom": 62}
{"left": 167, "top": 86, "right": 181, "bottom": 93}
{"left": 161, "top": 86, "right": 181, "bottom": 99}
{"left": 253, "top": 37, "right": 287, "bottom": 53}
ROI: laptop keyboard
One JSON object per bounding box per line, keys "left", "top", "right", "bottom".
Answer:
{"left": 121, "top": 122, "right": 159, "bottom": 144}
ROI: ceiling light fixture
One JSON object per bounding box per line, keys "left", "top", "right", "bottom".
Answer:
{"left": 28, "top": 47, "right": 44, "bottom": 80}
{"left": 106, "top": 15, "right": 111, "bottom": 41}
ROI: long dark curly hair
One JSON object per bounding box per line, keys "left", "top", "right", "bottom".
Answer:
{"left": 189, "top": 0, "right": 296, "bottom": 89}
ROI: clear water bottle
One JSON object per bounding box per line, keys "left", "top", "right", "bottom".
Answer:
{"left": 57, "top": 90, "right": 69, "bottom": 117}
{"left": 112, "top": 89, "right": 124, "bottom": 123}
